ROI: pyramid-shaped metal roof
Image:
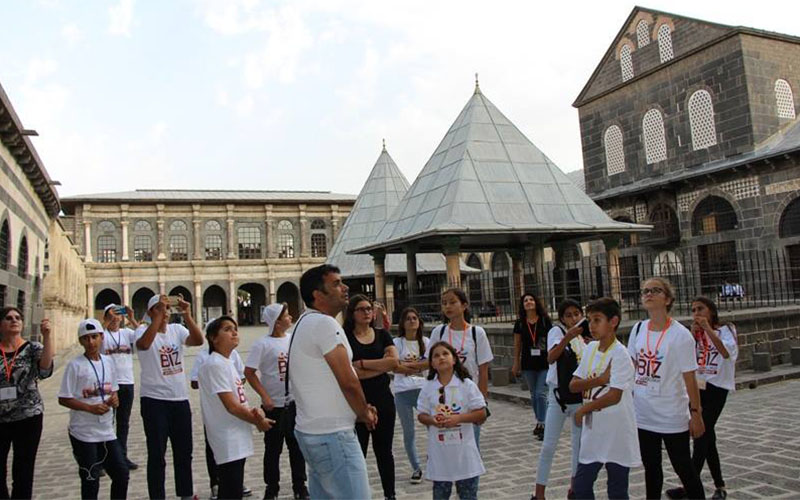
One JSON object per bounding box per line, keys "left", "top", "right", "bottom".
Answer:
{"left": 327, "top": 144, "right": 460, "bottom": 278}
{"left": 351, "top": 84, "right": 648, "bottom": 254}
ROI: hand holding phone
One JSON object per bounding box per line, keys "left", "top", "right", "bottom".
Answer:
{"left": 579, "top": 318, "right": 592, "bottom": 339}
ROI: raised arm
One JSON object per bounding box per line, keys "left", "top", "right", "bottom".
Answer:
{"left": 178, "top": 296, "right": 204, "bottom": 346}
{"left": 137, "top": 296, "right": 167, "bottom": 350}
{"left": 38, "top": 318, "right": 54, "bottom": 371}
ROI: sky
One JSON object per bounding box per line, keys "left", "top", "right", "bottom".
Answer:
{"left": 2, "top": 0, "right": 800, "bottom": 198}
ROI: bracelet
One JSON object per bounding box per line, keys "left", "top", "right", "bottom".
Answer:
{"left": 689, "top": 407, "right": 700, "bottom": 413}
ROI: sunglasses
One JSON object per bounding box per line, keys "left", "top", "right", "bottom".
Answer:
{"left": 438, "top": 386, "right": 446, "bottom": 405}
{"left": 354, "top": 306, "right": 373, "bottom": 313}
{"left": 640, "top": 287, "right": 665, "bottom": 297}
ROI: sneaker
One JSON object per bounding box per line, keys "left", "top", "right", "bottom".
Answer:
{"left": 210, "top": 485, "right": 218, "bottom": 500}
{"left": 293, "top": 486, "right": 310, "bottom": 500}
{"left": 263, "top": 488, "right": 278, "bottom": 500}
{"left": 243, "top": 486, "right": 252, "bottom": 497}
{"left": 665, "top": 487, "right": 686, "bottom": 499}
{"left": 125, "top": 459, "right": 139, "bottom": 471}
{"left": 410, "top": 469, "right": 423, "bottom": 484}
{"left": 711, "top": 488, "right": 727, "bottom": 500}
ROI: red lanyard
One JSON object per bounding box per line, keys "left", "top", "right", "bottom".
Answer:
{"left": 695, "top": 329, "right": 709, "bottom": 367}
{"left": 446, "top": 325, "right": 467, "bottom": 353}
{"left": 1, "top": 342, "right": 22, "bottom": 382}
{"left": 526, "top": 320, "right": 538, "bottom": 346}
{"left": 646, "top": 318, "right": 671, "bottom": 356}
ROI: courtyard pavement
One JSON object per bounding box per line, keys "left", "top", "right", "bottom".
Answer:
{"left": 25, "top": 326, "right": 800, "bottom": 499}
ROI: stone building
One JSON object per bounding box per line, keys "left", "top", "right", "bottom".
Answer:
{"left": 59, "top": 190, "right": 355, "bottom": 323}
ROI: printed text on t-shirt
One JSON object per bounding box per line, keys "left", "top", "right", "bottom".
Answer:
{"left": 159, "top": 344, "right": 183, "bottom": 375}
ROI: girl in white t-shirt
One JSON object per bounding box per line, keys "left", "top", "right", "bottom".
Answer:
{"left": 199, "top": 316, "right": 274, "bottom": 500}
{"left": 417, "top": 341, "right": 487, "bottom": 500}
{"left": 666, "top": 297, "right": 738, "bottom": 500}
{"left": 392, "top": 307, "right": 430, "bottom": 484}
{"left": 628, "top": 278, "right": 704, "bottom": 500}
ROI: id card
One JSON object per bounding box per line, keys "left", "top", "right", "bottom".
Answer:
{"left": 0, "top": 386, "right": 17, "bottom": 401}
{"left": 438, "top": 428, "right": 463, "bottom": 445}
{"left": 530, "top": 349, "right": 541, "bottom": 356}
{"left": 697, "top": 378, "right": 707, "bottom": 391}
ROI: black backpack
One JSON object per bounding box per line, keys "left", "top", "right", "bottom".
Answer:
{"left": 554, "top": 326, "right": 583, "bottom": 411}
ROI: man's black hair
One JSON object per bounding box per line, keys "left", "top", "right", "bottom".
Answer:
{"left": 585, "top": 297, "right": 621, "bottom": 330}
{"left": 300, "top": 264, "right": 342, "bottom": 308}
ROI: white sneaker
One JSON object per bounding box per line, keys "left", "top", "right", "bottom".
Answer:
{"left": 210, "top": 485, "right": 218, "bottom": 500}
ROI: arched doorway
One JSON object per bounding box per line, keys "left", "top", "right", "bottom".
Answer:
{"left": 779, "top": 197, "right": 800, "bottom": 296}
{"left": 94, "top": 288, "right": 121, "bottom": 318}
{"left": 132, "top": 287, "right": 156, "bottom": 323}
{"left": 691, "top": 196, "right": 739, "bottom": 295}
{"left": 168, "top": 286, "right": 193, "bottom": 323}
{"left": 202, "top": 285, "right": 227, "bottom": 324}
{"left": 238, "top": 283, "right": 267, "bottom": 326}
{"left": 276, "top": 282, "right": 302, "bottom": 320}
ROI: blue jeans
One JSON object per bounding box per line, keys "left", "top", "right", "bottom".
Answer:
{"left": 537, "top": 387, "right": 582, "bottom": 485}
{"left": 294, "top": 429, "right": 370, "bottom": 500}
{"left": 522, "top": 369, "right": 549, "bottom": 424}
{"left": 395, "top": 388, "right": 421, "bottom": 471}
{"left": 432, "top": 476, "right": 479, "bottom": 500}
{"left": 573, "top": 462, "right": 630, "bottom": 500}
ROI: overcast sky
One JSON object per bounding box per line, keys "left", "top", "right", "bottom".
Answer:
{"left": 2, "top": 0, "right": 799, "bottom": 197}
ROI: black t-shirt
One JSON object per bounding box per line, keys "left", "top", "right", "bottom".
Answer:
{"left": 513, "top": 317, "right": 551, "bottom": 371}
{"left": 345, "top": 328, "right": 394, "bottom": 403}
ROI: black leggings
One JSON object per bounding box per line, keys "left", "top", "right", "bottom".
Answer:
{"left": 0, "top": 413, "right": 43, "bottom": 499}
{"left": 355, "top": 394, "right": 395, "bottom": 498}
{"left": 217, "top": 458, "right": 245, "bottom": 500}
{"left": 638, "top": 428, "right": 705, "bottom": 499}
{"left": 693, "top": 383, "right": 729, "bottom": 488}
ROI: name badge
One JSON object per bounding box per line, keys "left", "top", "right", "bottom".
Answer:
{"left": 438, "top": 428, "right": 463, "bottom": 445}
{"left": 697, "top": 378, "right": 707, "bottom": 391}
{"left": 0, "top": 386, "right": 17, "bottom": 401}
{"left": 530, "top": 349, "right": 541, "bottom": 356}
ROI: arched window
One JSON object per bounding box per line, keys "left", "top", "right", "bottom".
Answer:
{"left": 620, "top": 44, "right": 634, "bottom": 82}
{"left": 775, "top": 79, "right": 796, "bottom": 119}
{"left": 604, "top": 125, "right": 625, "bottom": 175}
{"left": 205, "top": 234, "right": 223, "bottom": 260}
{"left": 238, "top": 227, "right": 262, "bottom": 259}
{"left": 689, "top": 90, "right": 717, "bottom": 150}
{"left": 17, "top": 237, "right": 28, "bottom": 277}
{"left": 647, "top": 204, "right": 680, "bottom": 245}
{"left": 692, "top": 196, "right": 738, "bottom": 236}
{"left": 277, "top": 221, "right": 294, "bottom": 259}
{"left": 98, "top": 220, "right": 115, "bottom": 232}
{"left": 169, "top": 235, "right": 189, "bottom": 261}
{"left": 310, "top": 219, "right": 325, "bottom": 230}
{"left": 779, "top": 198, "right": 800, "bottom": 238}
{"left": 133, "top": 236, "right": 153, "bottom": 262}
{"left": 636, "top": 20, "right": 650, "bottom": 47}
{"left": 170, "top": 220, "right": 187, "bottom": 232}
{"left": 97, "top": 235, "right": 116, "bottom": 263}
{"left": 0, "top": 220, "right": 9, "bottom": 271}
{"left": 205, "top": 220, "right": 221, "bottom": 231}
{"left": 643, "top": 109, "right": 667, "bottom": 164}
{"left": 657, "top": 24, "right": 673, "bottom": 63}
{"left": 134, "top": 220, "right": 151, "bottom": 232}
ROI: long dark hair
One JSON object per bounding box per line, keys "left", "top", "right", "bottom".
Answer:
{"left": 518, "top": 293, "right": 552, "bottom": 327}
{"left": 426, "top": 341, "right": 471, "bottom": 381}
{"left": 691, "top": 296, "right": 721, "bottom": 328}
{"left": 441, "top": 287, "right": 472, "bottom": 323}
{"left": 397, "top": 307, "right": 425, "bottom": 354}
{"left": 205, "top": 315, "right": 237, "bottom": 354}
{"left": 343, "top": 294, "right": 372, "bottom": 336}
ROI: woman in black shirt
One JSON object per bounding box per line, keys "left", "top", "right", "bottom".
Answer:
{"left": 344, "top": 294, "right": 399, "bottom": 500}
{"left": 511, "top": 293, "right": 552, "bottom": 441}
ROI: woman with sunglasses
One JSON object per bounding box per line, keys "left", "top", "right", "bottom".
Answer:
{"left": 0, "top": 307, "right": 53, "bottom": 500}
{"left": 628, "top": 278, "right": 705, "bottom": 499}
{"left": 417, "top": 341, "right": 487, "bottom": 500}
{"left": 344, "top": 294, "right": 399, "bottom": 500}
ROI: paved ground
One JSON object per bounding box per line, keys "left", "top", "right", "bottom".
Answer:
{"left": 21, "top": 326, "right": 800, "bottom": 499}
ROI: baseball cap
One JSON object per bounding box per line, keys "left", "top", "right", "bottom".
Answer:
{"left": 77, "top": 318, "right": 104, "bottom": 338}
{"left": 261, "top": 303, "right": 286, "bottom": 335}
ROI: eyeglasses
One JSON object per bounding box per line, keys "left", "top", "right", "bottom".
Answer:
{"left": 640, "top": 287, "right": 665, "bottom": 297}
{"left": 354, "top": 306, "right": 373, "bottom": 314}
{"left": 438, "top": 386, "right": 445, "bottom": 405}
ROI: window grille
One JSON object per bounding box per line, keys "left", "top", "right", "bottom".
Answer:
{"left": 311, "top": 233, "right": 327, "bottom": 258}
{"left": 310, "top": 219, "right": 325, "bottom": 230}
{"left": 169, "top": 235, "right": 189, "bottom": 261}
{"left": 205, "top": 220, "right": 222, "bottom": 231}
{"left": 620, "top": 44, "right": 634, "bottom": 82}
{"left": 170, "top": 220, "right": 188, "bottom": 232}
{"left": 17, "top": 290, "right": 25, "bottom": 313}
{"left": 780, "top": 197, "right": 800, "bottom": 238}
{"left": 698, "top": 241, "right": 739, "bottom": 296}
{"left": 97, "top": 235, "right": 116, "bottom": 263}
{"left": 635, "top": 201, "right": 648, "bottom": 223}
{"left": 720, "top": 177, "right": 759, "bottom": 200}
{"left": 277, "top": 221, "right": 294, "bottom": 259}
{"left": 133, "top": 236, "right": 153, "bottom": 262}
{"left": 238, "top": 227, "right": 262, "bottom": 259}
{"left": 692, "top": 196, "right": 738, "bottom": 236}
{"left": 134, "top": 220, "right": 151, "bottom": 232}
{"left": 278, "top": 220, "right": 293, "bottom": 231}
{"left": 636, "top": 20, "right": 650, "bottom": 47}
{"left": 647, "top": 204, "right": 680, "bottom": 244}
{"left": 643, "top": 109, "right": 667, "bottom": 164}
{"left": 658, "top": 24, "right": 673, "bottom": 62}
{"left": 205, "top": 234, "right": 223, "bottom": 260}
{"left": 0, "top": 220, "right": 8, "bottom": 271}
{"left": 677, "top": 191, "right": 699, "bottom": 212}
{"left": 98, "top": 220, "right": 115, "bottom": 232}
{"left": 688, "top": 90, "right": 717, "bottom": 150}
{"left": 775, "top": 79, "right": 796, "bottom": 119}
{"left": 466, "top": 254, "right": 483, "bottom": 304}
{"left": 604, "top": 126, "right": 625, "bottom": 175}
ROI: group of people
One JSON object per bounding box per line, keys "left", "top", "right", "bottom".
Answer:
{"left": 0, "top": 263, "right": 737, "bottom": 500}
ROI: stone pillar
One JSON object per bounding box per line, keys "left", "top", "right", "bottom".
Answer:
{"left": 122, "top": 280, "right": 130, "bottom": 307}
{"left": 406, "top": 247, "right": 418, "bottom": 302}
{"left": 120, "top": 220, "right": 129, "bottom": 261}
{"left": 510, "top": 249, "right": 525, "bottom": 298}
{"left": 228, "top": 279, "right": 237, "bottom": 317}
{"left": 264, "top": 205, "right": 273, "bottom": 258}
{"left": 443, "top": 237, "right": 462, "bottom": 288}
{"left": 194, "top": 280, "right": 203, "bottom": 325}
{"left": 156, "top": 220, "right": 166, "bottom": 260}
{"left": 83, "top": 221, "right": 93, "bottom": 262}
{"left": 373, "top": 253, "right": 387, "bottom": 305}
{"left": 226, "top": 219, "right": 236, "bottom": 259}
{"left": 331, "top": 205, "right": 340, "bottom": 240}
{"left": 603, "top": 237, "right": 623, "bottom": 306}
{"left": 269, "top": 279, "right": 276, "bottom": 303}
{"left": 299, "top": 204, "right": 309, "bottom": 258}
{"left": 86, "top": 283, "right": 94, "bottom": 317}
{"left": 159, "top": 281, "right": 166, "bottom": 295}
{"left": 193, "top": 217, "right": 202, "bottom": 261}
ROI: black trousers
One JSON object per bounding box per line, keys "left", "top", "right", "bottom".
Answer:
{"left": 263, "top": 407, "right": 306, "bottom": 496}
{"left": 204, "top": 427, "right": 219, "bottom": 489}
{"left": 638, "top": 428, "right": 705, "bottom": 499}
{"left": 140, "top": 397, "right": 193, "bottom": 499}
{"left": 693, "top": 384, "right": 729, "bottom": 488}
{"left": 217, "top": 458, "right": 246, "bottom": 500}
{"left": 69, "top": 435, "right": 129, "bottom": 500}
{"left": 115, "top": 384, "right": 134, "bottom": 460}
{"left": 355, "top": 393, "right": 395, "bottom": 498}
{"left": 0, "top": 413, "right": 43, "bottom": 499}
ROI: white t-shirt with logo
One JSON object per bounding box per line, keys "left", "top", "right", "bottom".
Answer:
{"left": 695, "top": 324, "right": 738, "bottom": 392}
{"left": 392, "top": 336, "right": 430, "bottom": 393}
{"left": 102, "top": 328, "right": 136, "bottom": 385}
{"left": 289, "top": 310, "right": 357, "bottom": 434}
{"left": 426, "top": 325, "right": 494, "bottom": 381}
{"left": 198, "top": 352, "right": 254, "bottom": 465}
{"left": 573, "top": 341, "right": 640, "bottom": 467}
{"left": 417, "top": 375, "right": 486, "bottom": 481}
{"left": 58, "top": 354, "right": 119, "bottom": 443}
{"left": 136, "top": 323, "right": 191, "bottom": 401}
{"left": 191, "top": 348, "right": 245, "bottom": 382}
{"left": 245, "top": 335, "right": 292, "bottom": 407}
{"left": 627, "top": 320, "right": 698, "bottom": 433}
{"left": 546, "top": 325, "right": 588, "bottom": 387}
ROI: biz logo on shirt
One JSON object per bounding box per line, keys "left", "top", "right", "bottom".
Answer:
{"left": 159, "top": 344, "right": 183, "bottom": 376}
{"left": 278, "top": 352, "right": 288, "bottom": 382}
{"left": 636, "top": 349, "right": 663, "bottom": 380}
{"left": 82, "top": 382, "right": 113, "bottom": 399}
{"left": 697, "top": 347, "right": 720, "bottom": 375}
{"left": 455, "top": 350, "right": 467, "bottom": 365}
{"left": 235, "top": 379, "right": 247, "bottom": 404}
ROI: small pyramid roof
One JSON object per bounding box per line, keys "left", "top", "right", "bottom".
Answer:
{"left": 351, "top": 84, "right": 648, "bottom": 254}
{"left": 327, "top": 144, "right": 460, "bottom": 278}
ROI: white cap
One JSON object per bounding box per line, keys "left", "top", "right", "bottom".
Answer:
{"left": 147, "top": 295, "right": 161, "bottom": 311}
{"left": 103, "top": 303, "right": 117, "bottom": 314}
{"left": 261, "top": 303, "right": 286, "bottom": 336}
{"left": 78, "top": 318, "right": 104, "bottom": 338}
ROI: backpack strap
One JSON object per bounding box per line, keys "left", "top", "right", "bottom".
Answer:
{"left": 471, "top": 325, "right": 479, "bottom": 367}
{"left": 628, "top": 320, "right": 643, "bottom": 357}
{"left": 284, "top": 312, "right": 318, "bottom": 400}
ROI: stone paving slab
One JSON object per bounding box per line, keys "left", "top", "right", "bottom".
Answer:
{"left": 18, "top": 327, "right": 800, "bottom": 499}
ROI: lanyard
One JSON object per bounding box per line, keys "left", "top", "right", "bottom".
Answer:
{"left": 646, "top": 318, "right": 671, "bottom": 356}
{"left": 526, "top": 320, "right": 538, "bottom": 346}
{"left": 695, "top": 329, "right": 710, "bottom": 367}
{"left": 1, "top": 342, "right": 23, "bottom": 383}
{"left": 586, "top": 340, "right": 616, "bottom": 377}
{"left": 107, "top": 329, "right": 121, "bottom": 350}
{"left": 446, "top": 325, "right": 467, "bottom": 354}
{"left": 85, "top": 355, "right": 106, "bottom": 401}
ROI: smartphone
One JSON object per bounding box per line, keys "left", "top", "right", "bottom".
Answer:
{"left": 114, "top": 306, "right": 127, "bottom": 316}
{"left": 167, "top": 296, "right": 181, "bottom": 314}
{"left": 579, "top": 318, "right": 592, "bottom": 339}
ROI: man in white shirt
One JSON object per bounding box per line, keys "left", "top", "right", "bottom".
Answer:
{"left": 290, "top": 264, "right": 378, "bottom": 500}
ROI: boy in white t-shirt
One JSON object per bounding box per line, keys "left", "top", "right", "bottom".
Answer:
{"left": 58, "top": 319, "right": 129, "bottom": 500}
{"left": 569, "top": 298, "right": 640, "bottom": 499}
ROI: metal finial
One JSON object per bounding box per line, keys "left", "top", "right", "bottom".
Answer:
{"left": 382, "top": 138, "right": 386, "bottom": 151}
{"left": 474, "top": 73, "right": 480, "bottom": 93}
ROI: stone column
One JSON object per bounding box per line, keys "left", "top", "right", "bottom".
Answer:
{"left": 299, "top": 204, "right": 309, "bottom": 258}
{"left": 86, "top": 283, "right": 94, "bottom": 317}
{"left": 264, "top": 205, "right": 274, "bottom": 259}
{"left": 228, "top": 279, "right": 237, "bottom": 317}
{"left": 83, "top": 221, "right": 93, "bottom": 262}
{"left": 156, "top": 220, "right": 166, "bottom": 260}
{"left": 510, "top": 249, "right": 525, "bottom": 298}
{"left": 373, "top": 253, "right": 387, "bottom": 305}
{"left": 603, "top": 237, "right": 623, "bottom": 306}
{"left": 226, "top": 219, "right": 236, "bottom": 259}
{"left": 406, "top": 246, "right": 418, "bottom": 302}
{"left": 159, "top": 281, "right": 166, "bottom": 295}
{"left": 269, "top": 279, "right": 276, "bottom": 303}
{"left": 122, "top": 280, "right": 130, "bottom": 307}
{"left": 194, "top": 280, "right": 203, "bottom": 325}
{"left": 443, "top": 237, "right": 462, "bottom": 288}
{"left": 120, "top": 220, "right": 129, "bottom": 261}
{"left": 193, "top": 219, "right": 202, "bottom": 260}
{"left": 331, "top": 204, "right": 340, "bottom": 241}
